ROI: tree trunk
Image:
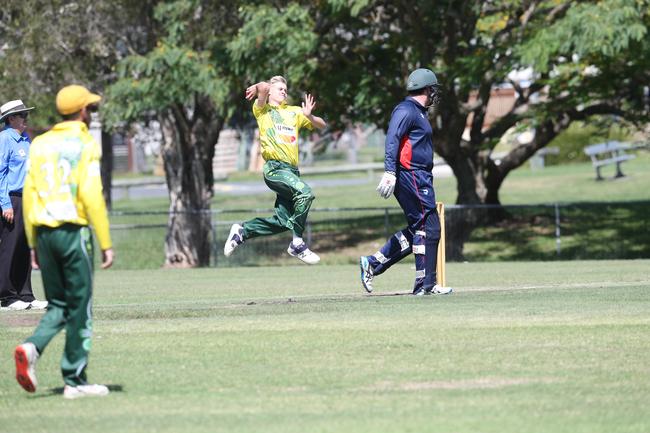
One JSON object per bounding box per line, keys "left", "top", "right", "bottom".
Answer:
{"left": 439, "top": 143, "right": 487, "bottom": 261}
{"left": 435, "top": 97, "right": 483, "bottom": 259}
{"left": 100, "top": 130, "right": 113, "bottom": 210}
{"left": 159, "top": 104, "right": 222, "bottom": 268}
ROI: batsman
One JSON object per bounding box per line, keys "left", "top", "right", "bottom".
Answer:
{"left": 359, "top": 68, "right": 452, "bottom": 296}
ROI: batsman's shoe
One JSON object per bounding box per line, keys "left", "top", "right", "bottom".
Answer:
{"left": 359, "top": 256, "right": 374, "bottom": 293}
{"left": 30, "top": 299, "right": 48, "bottom": 310}
{"left": 414, "top": 285, "right": 453, "bottom": 296}
{"left": 15, "top": 342, "right": 39, "bottom": 393}
{"left": 5, "top": 300, "right": 31, "bottom": 310}
{"left": 432, "top": 284, "right": 453, "bottom": 295}
{"left": 224, "top": 223, "right": 244, "bottom": 257}
{"left": 63, "top": 384, "right": 110, "bottom": 400}
{"left": 287, "top": 242, "right": 320, "bottom": 265}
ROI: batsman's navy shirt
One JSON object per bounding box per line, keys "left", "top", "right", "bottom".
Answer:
{"left": 384, "top": 97, "right": 433, "bottom": 173}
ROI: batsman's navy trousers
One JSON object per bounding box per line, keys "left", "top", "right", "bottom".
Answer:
{"left": 367, "top": 169, "right": 440, "bottom": 292}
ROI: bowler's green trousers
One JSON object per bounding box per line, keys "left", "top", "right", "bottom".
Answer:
{"left": 25, "top": 224, "right": 95, "bottom": 386}
{"left": 243, "top": 160, "right": 314, "bottom": 240}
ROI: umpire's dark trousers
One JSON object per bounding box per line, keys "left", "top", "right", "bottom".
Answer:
{"left": 366, "top": 169, "right": 441, "bottom": 293}
{"left": 0, "top": 193, "right": 34, "bottom": 307}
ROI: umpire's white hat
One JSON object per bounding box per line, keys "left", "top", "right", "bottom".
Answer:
{"left": 0, "top": 100, "right": 35, "bottom": 122}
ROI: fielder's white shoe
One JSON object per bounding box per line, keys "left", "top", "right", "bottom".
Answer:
{"left": 224, "top": 224, "right": 244, "bottom": 257}
{"left": 359, "top": 256, "right": 374, "bottom": 293}
{"left": 287, "top": 242, "right": 320, "bottom": 264}
{"left": 30, "top": 300, "right": 48, "bottom": 310}
{"left": 5, "top": 300, "right": 31, "bottom": 310}
{"left": 15, "top": 342, "right": 39, "bottom": 393}
{"left": 63, "top": 384, "right": 110, "bottom": 400}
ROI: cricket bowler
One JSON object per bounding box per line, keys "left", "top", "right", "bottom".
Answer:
{"left": 224, "top": 76, "right": 326, "bottom": 264}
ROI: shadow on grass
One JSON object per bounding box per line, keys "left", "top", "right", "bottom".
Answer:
{"left": 110, "top": 201, "right": 650, "bottom": 267}
{"left": 463, "top": 202, "right": 650, "bottom": 261}
{"left": 229, "top": 202, "right": 650, "bottom": 263}
{"left": 29, "top": 384, "right": 125, "bottom": 399}
{"left": 213, "top": 213, "right": 408, "bottom": 267}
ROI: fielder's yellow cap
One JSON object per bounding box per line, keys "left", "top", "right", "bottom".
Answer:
{"left": 56, "top": 85, "right": 102, "bottom": 115}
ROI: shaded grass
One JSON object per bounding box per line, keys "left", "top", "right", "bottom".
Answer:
{"left": 1, "top": 261, "right": 649, "bottom": 433}
{"left": 110, "top": 201, "right": 650, "bottom": 269}
{"left": 462, "top": 202, "right": 650, "bottom": 261}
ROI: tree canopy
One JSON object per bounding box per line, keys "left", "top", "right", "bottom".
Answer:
{"left": 2, "top": 0, "right": 648, "bottom": 264}
{"left": 1, "top": 0, "right": 156, "bottom": 125}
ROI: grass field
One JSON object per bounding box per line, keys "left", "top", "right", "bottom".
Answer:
{"left": 103, "top": 154, "right": 650, "bottom": 268}
{"left": 111, "top": 152, "right": 650, "bottom": 213}
{"left": 1, "top": 261, "right": 649, "bottom": 433}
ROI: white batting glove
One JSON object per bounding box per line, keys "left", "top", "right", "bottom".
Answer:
{"left": 376, "top": 172, "right": 396, "bottom": 199}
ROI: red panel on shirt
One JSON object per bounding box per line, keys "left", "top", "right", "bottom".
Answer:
{"left": 399, "top": 135, "right": 412, "bottom": 169}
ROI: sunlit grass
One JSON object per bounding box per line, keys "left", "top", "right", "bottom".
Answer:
{"left": 1, "top": 261, "right": 649, "bottom": 433}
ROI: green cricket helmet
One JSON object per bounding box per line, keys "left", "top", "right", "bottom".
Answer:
{"left": 406, "top": 68, "right": 438, "bottom": 91}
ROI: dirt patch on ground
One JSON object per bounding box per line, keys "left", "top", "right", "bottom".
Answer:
{"left": 0, "top": 313, "right": 42, "bottom": 328}
{"left": 367, "top": 377, "right": 557, "bottom": 391}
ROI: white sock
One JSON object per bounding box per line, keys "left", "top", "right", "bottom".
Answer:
{"left": 292, "top": 236, "right": 303, "bottom": 246}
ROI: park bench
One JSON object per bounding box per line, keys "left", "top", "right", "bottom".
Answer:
{"left": 530, "top": 146, "right": 559, "bottom": 170}
{"left": 583, "top": 141, "right": 636, "bottom": 181}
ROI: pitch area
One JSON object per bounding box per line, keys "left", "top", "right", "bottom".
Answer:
{"left": 1, "top": 260, "right": 649, "bottom": 433}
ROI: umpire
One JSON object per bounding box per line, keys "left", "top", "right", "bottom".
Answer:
{"left": 359, "top": 68, "right": 452, "bottom": 296}
{"left": 0, "top": 100, "right": 47, "bottom": 310}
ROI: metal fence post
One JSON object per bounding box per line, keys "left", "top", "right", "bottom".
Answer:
{"left": 306, "top": 220, "right": 312, "bottom": 245}
{"left": 384, "top": 208, "right": 389, "bottom": 239}
{"left": 211, "top": 211, "right": 218, "bottom": 267}
{"left": 554, "top": 203, "right": 561, "bottom": 258}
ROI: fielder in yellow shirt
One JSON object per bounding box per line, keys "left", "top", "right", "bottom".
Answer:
{"left": 224, "top": 76, "right": 326, "bottom": 264}
{"left": 14, "top": 85, "right": 114, "bottom": 399}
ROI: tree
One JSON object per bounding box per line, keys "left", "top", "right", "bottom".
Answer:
{"left": 5, "top": 0, "right": 647, "bottom": 264}
{"left": 233, "top": 0, "right": 648, "bottom": 258}
{"left": 103, "top": 0, "right": 248, "bottom": 267}
{"left": 304, "top": 0, "right": 649, "bottom": 204}
{"left": 0, "top": 0, "right": 159, "bottom": 207}
{"left": 101, "top": 1, "right": 324, "bottom": 267}
{"left": 227, "top": 3, "right": 319, "bottom": 95}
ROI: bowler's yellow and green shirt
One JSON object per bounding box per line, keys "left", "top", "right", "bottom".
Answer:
{"left": 253, "top": 101, "right": 313, "bottom": 167}
{"left": 23, "top": 121, "right": 112, "bottom": 250}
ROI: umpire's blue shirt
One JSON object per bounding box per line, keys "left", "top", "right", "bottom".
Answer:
{"left": 384, "top": 97, "right": 433, "bottom": 173}
{"left": 0, "top": 126, "right": 31, "bottom": 210}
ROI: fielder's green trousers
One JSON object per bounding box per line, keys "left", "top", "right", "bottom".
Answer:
{"left": 25, "top": 224, "right": 95, "bottom": 386}
{"left": 243, "top": 160, "right": 314, "bottom": 240}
